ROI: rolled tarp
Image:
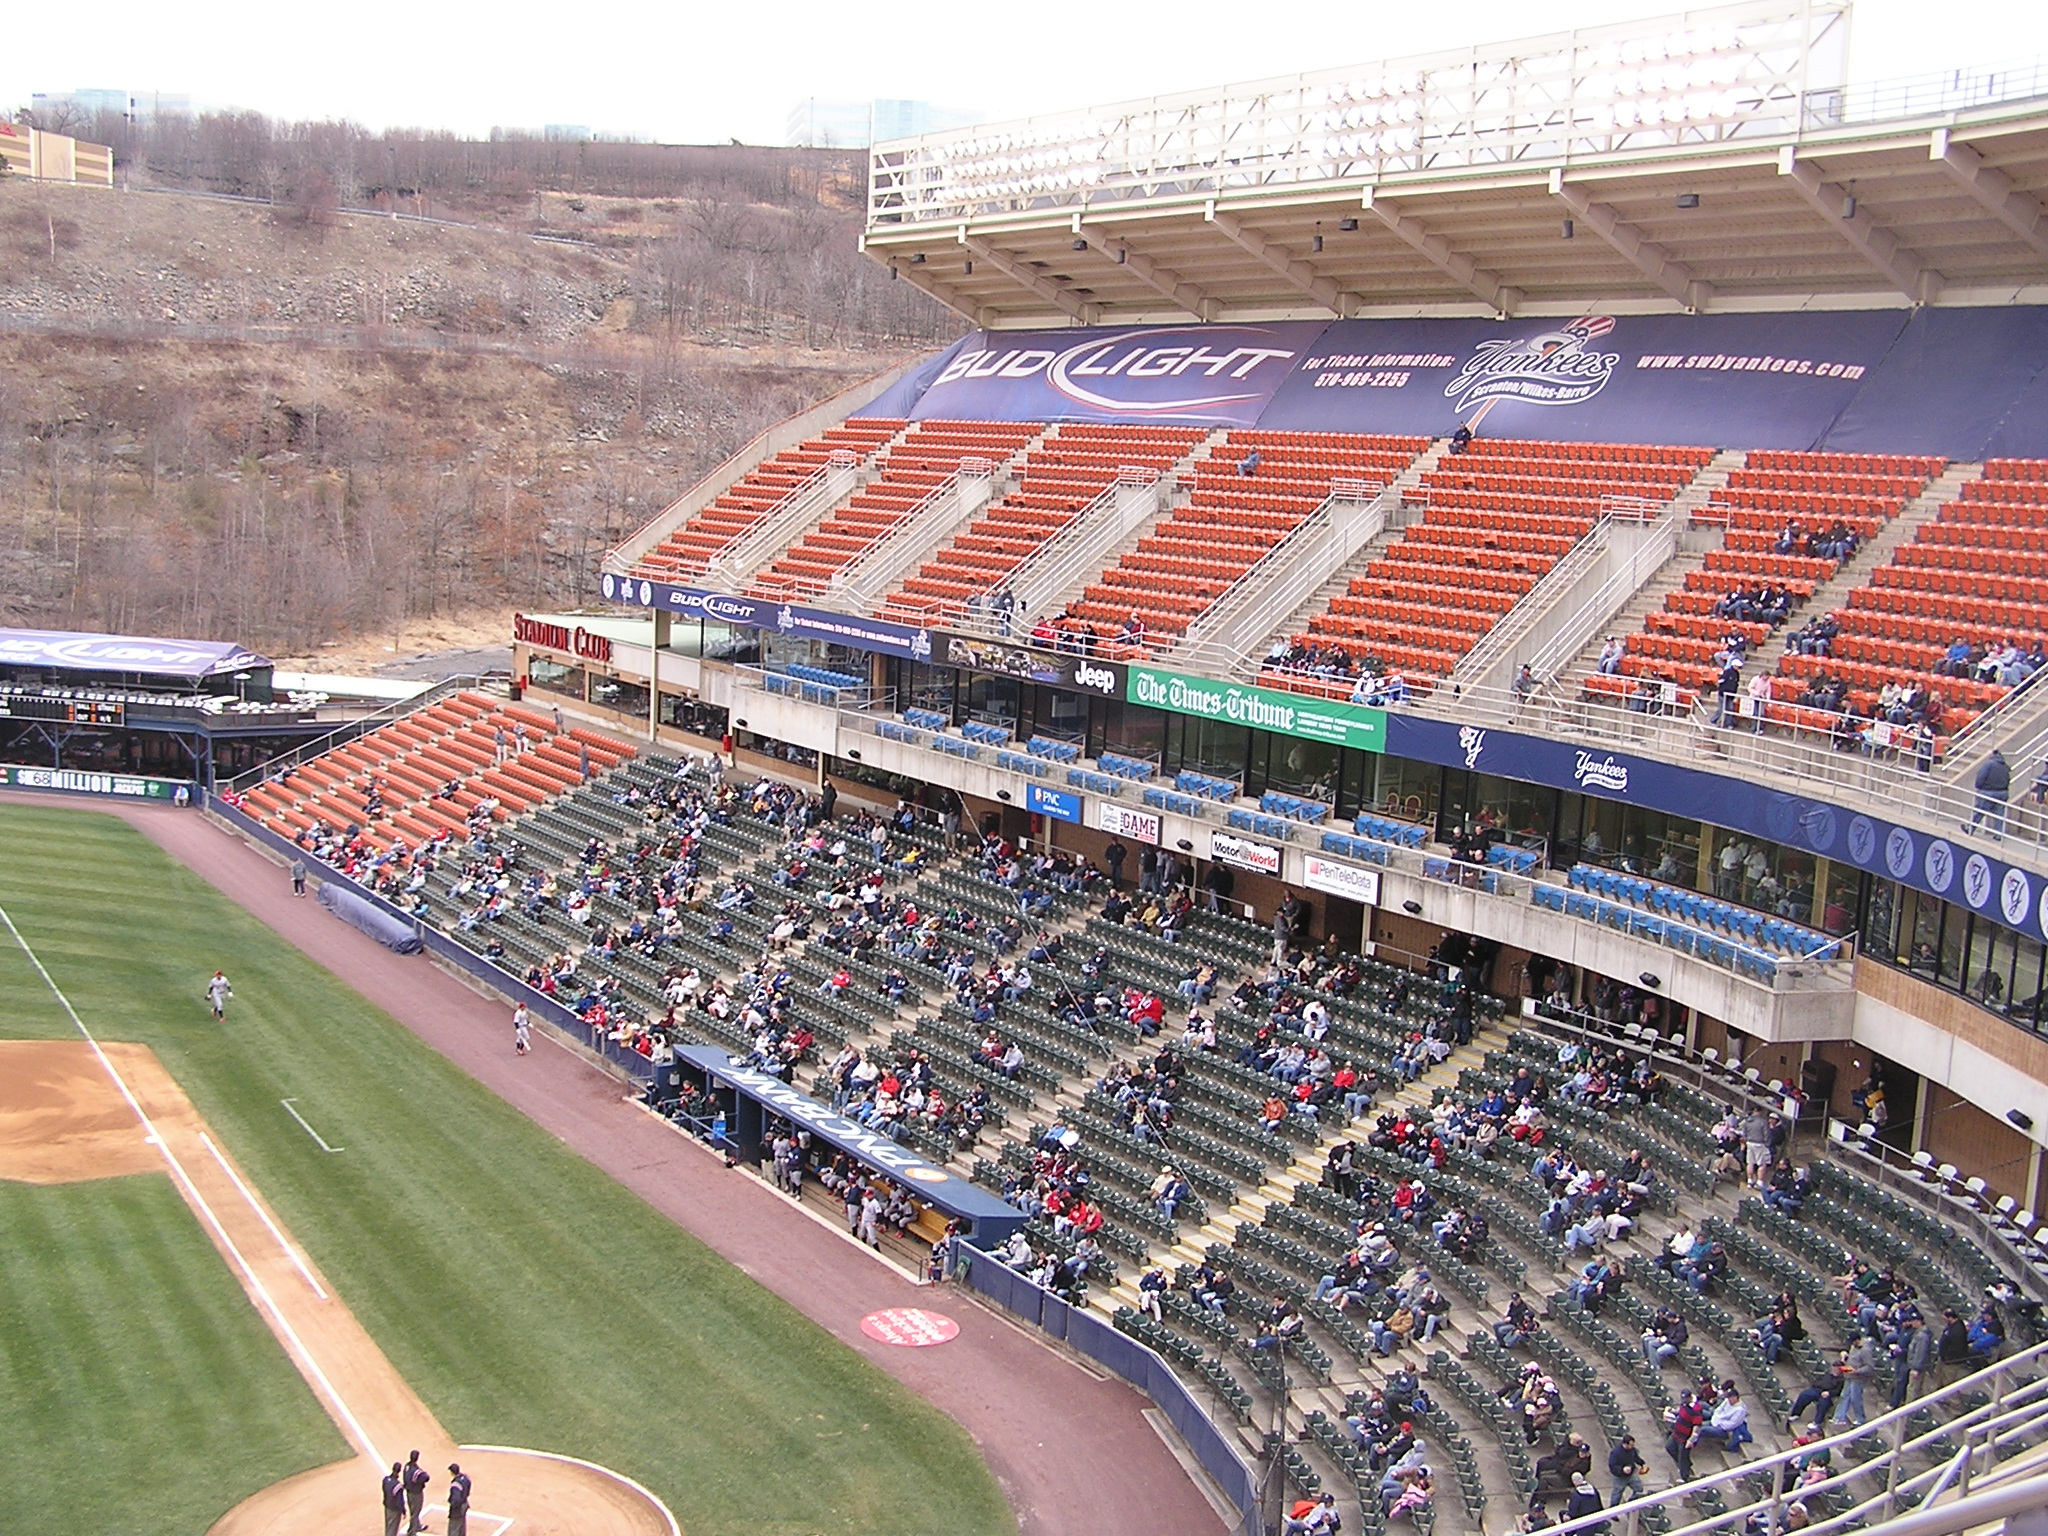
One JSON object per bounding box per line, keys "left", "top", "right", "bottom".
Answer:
{"left": 316, "top": 880, "right": 422, "bottom": 954}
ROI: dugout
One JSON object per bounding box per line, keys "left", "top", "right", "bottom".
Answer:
{"left": 667, "top": 1043, "right": 1025, "bottom": 1244}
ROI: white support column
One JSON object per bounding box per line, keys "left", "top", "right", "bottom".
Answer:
{"left": 961, "top": 237, "right": 1095, "bottom": 323}
{"left": 1930, "top": 129, "right": 2048, "bottom": 267}
{"left": 1778, "top": 147, "right": 1942, "bottom": 303}
{"left": 1551, "top": 174, "right": 1713, "bottom": 311}
{"left": 1361, "top": 189, "right": 1521, "bottom": 316}
{"left": 1208, "top": 207, "right": 1358, "bottom": 316}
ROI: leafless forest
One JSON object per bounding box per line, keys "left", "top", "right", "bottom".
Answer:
{"left": 0, "top": 110, "right": 960, "bottom": 651}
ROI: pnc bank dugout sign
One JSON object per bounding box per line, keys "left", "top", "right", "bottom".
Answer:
{"left": 513, "top": 613, "right": 614, "bottom": 664}
{"left": 1128, "top": 666, "right": 1387, "bottom": 754}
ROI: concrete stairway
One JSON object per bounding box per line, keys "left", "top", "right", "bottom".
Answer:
{"left": 1234, "top": 437, "right": 1450, "bottom": 662}
{"left": 1018, "top": 428, "right": 1226, "bottom": 623}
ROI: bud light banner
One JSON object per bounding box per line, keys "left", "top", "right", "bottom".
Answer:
{"left": 598, "top": 571, "right": 936, "bottom": 663}
{"left": 1257, "top": 309, "right": 1910, "bottom": 447}
{"left": 900, "top": 322, "right": 1328, "bottom": 426}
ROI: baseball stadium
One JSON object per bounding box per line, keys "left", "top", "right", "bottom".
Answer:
{"left": 15, "top": 6, "right": 2048, "bottom": 1536}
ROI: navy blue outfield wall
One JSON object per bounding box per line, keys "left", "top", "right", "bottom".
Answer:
{"left": 852, "top": 307, "right": 2048, "bottom": 459}
{"left": 957, "top": 1245, "right": 1260, "bottom": 1535}
{"left": 204, "top": 794, "right": 661, "bottom": 1081}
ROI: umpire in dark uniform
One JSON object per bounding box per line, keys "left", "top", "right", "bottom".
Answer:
{"left": 381, "top": 1463, "right": 407, "bottom": 1536}
{"left": 446, "top": 1463, "right": 472, "bottom": 1536}
{"left": 403, "top": 1450, "right": 431, "bottom": 1534}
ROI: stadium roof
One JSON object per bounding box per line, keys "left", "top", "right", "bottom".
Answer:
{"left": 0, "top": 628, "right": 272, "bottom": 681}
{"left": 861, "top": 2, "right": 2048, "bottom": 326}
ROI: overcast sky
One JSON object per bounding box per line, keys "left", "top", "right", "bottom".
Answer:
{"left": 8, "top": 0, "right": 2045, "bottom": 145}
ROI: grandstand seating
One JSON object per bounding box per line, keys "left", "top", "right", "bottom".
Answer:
{"left": 1584, "top": 451, "right": 1943, "bottom": 717}
{"left": 1052, "top": 431, "right": 1428, "bottom": 654}
{"left": 628, "top": 419, "right": 901, "bottom": 581}
{"left": 746, "top": 420, "right": 1041, "bottom": 600}
{"left": 877, "top": 424, "right": 1204, "bottom": 626}
{"left": 239, "top": 693, "right": 638, "bottom": 852}
{"left": 1793, "top": 459, "right": 2048, "bottom": 727}
{"left": 1266, "top": 440, "right": 1712, "bottom": 697}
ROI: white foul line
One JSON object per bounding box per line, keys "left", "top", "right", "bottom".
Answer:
{"left": 200, "top": 1131, "right": 329, "bottom": 1300}
{"left": 0, "top": 900, "right": 381, "bottom": 1467}
{"left": 281, "top": 1097, "right": 345, "bottom": 1154}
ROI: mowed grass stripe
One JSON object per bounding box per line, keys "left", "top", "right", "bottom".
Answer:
{"left": 0, "top": 803, "right": 1010, "bottom": 1536}
{"left": 0, "top": 1177, "right": 346, "bottom": 1536}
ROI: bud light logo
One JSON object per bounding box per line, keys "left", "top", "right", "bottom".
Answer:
{"left": 928, "top": 326, "right": 1302, "bottom": 417}
{"left": 1446, "top": 317, "right": 1620, "bottom": 413}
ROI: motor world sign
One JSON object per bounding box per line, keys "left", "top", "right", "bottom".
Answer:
{"left": 1127, "top": 667, "right": 1386, "bottom": 753}
{"left": 1209, "top": 831, "right": 1283, "bottom": 876}
{"left": 514, "top": 613, "right": 614, "bottom": 664}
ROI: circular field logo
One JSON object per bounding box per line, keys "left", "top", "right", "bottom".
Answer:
{"left": 860, "top": 1308, "right": 960, "bottom": 1347}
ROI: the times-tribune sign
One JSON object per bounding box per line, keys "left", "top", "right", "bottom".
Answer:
{"left": 1209, "top": 831, "right": 1282, "bottom": 876}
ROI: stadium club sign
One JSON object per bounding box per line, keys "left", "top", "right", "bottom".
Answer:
{"left": 1128, "top": 666, "right": 1387, "bottom": 754}
{"left": 1389, "top": 714, "right": 2048, "bottom": 947}
{"left": 600, "top": 572, "right": 936, "bottom": 663}
{"left": 513, "top": 613, "right": 614, "bottom": 664}
{"left": 903, "top": 322, "right": 1329, "bottom": 426}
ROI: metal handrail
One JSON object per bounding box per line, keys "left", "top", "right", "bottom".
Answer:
{"left": 943, "top": 467, "right": 1164, "bottom": 638}
{"left": 828, "top": 460, "right": 995, "bottom": 608}
{"left": 1451, "top": 514, "right": 1625, "bottom": 685}
{"left": 1527, "top": 1337, "right": 2048, "bottom": 1536}
{"left": 221, "top": 674, "right": 495, "bottom": 795}
{"left": 700, "top": 449, "right": 863, "bottom": 586}
{"left": 1168, "top": 481, "right": 1391, "bottom": 669}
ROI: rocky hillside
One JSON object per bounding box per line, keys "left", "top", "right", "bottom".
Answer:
{"left": 0, "top": 143, "right": 956, "bottom": 651}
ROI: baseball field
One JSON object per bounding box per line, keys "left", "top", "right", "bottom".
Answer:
{"left": 0, "top": 800, "right": 1013, "bottom": 1536}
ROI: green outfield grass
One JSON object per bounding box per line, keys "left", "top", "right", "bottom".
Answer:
{"left": 0, "top": 801, "right": 1012, "bottom": 1536}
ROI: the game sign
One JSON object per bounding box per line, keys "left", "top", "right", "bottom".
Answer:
{"left": 1096, "top": 802, "right": 1161, "bottom": 845}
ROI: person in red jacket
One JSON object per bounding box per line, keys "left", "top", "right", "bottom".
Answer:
{"left": 1666, "top": 1390, "right": 1706, "bottom": 1482}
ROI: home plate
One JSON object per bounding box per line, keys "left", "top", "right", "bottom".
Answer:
{"left": 860, "top": 1307, "right": 960, "bottom": 1346}
{"left": 422, "top": 1505, "right": 513, "bottom": 1535}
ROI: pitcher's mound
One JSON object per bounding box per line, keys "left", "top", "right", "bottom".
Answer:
{"left": 210, "top": 1447, "right": 680, "bottom": 1536}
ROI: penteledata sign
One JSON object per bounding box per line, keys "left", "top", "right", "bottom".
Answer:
{"left": 1127, "top": 666, "right": 1386, "bottom": 754}
{"left": 1302, "top": 854, "right": 1383, "bottom": 907}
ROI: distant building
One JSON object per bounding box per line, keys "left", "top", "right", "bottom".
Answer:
{"left": 543, "top": 125, "right": 593, "bottom": 142}
{"left": 29, "top": 88, "right": 211, "bottom": 124}
{"left": 786, "top": 98, "right": 981, "bottom": 149}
